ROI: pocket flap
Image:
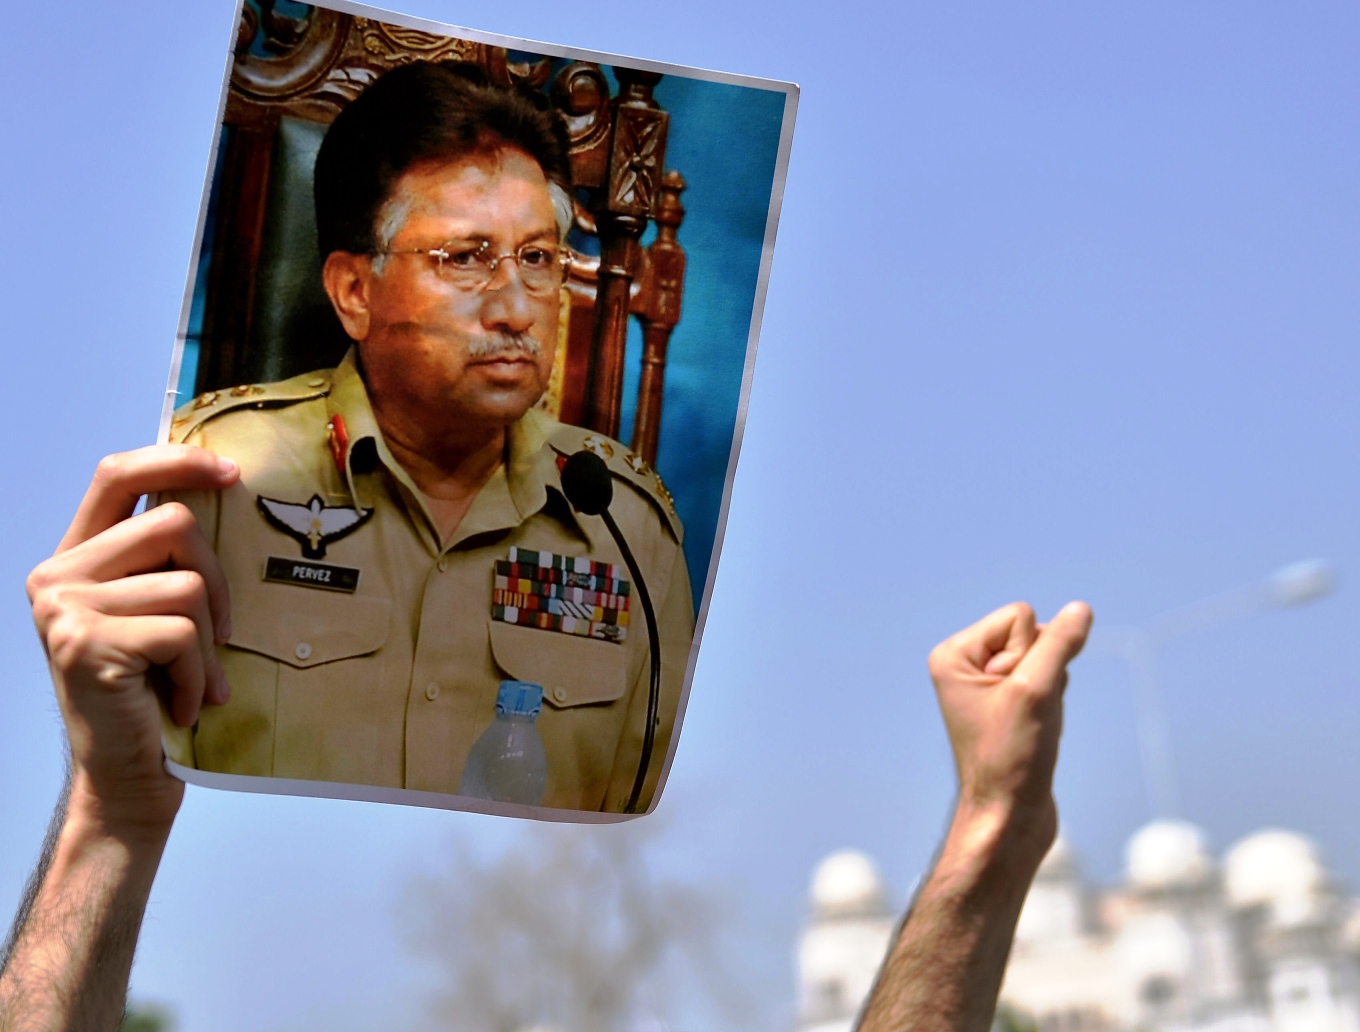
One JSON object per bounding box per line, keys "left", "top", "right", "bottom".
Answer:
{"left": 226, "top": 586, "right": 392, "bottom": 668}
{"left": 488, "top": 620, "right": 629, "bottom": 708}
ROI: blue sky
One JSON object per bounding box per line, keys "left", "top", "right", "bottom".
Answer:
{"left": 1, "top": 2, "right": 1357, "bottom": 1030}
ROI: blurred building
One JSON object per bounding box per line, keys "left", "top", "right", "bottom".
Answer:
{"left": 796, "top": 850, "right": 897, "bottom": 1032}
{"left": 796, "top": 824, "right": 1360, "bottom": 1032}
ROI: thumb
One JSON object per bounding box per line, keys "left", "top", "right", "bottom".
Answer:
{"left": 1010, "top": 601, "right": 1094, "bottom": 694}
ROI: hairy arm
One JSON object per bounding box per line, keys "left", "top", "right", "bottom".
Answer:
{"left": 859, "top": 601, "right": 1092, "bottom": 1032}
{"left": 859, "top": 800, "right": 1053, "bottom": 1032}
{"left": 0, "top": 447, "right": 238, "bottom": 1031}
{"left": 0, "top": 774, "right": 171, "bottom": 1031}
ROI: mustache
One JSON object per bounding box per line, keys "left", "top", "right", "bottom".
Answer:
{"left": 464, "top": 331, "right": 542, "bottom": 360}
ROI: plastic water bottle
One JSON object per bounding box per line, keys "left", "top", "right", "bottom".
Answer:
{"left": 459, "top": 680, "right": 549, "bottom": 805}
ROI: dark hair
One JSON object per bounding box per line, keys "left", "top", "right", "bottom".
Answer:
{"left": 313, "top": 62, "right": 572, "bottom": 258}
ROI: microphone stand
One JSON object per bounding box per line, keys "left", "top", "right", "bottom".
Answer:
{"left": 558, "top": 448, "right": 665, "bottom": 815}
{"left": 596, "top": 506, "right": 662, "bottom": 815}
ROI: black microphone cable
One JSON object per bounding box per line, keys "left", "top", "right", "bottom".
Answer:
{"left": 559, "top": 450, "right": 662, "bottom": 815}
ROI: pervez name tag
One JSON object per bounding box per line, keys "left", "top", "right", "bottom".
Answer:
{"left": 263, "top": 556, "right": 361, "bottom": 593}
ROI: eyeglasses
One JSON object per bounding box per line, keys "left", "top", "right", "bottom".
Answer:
{"left": 375, "top": 239, "right": 569, "bottom": 296}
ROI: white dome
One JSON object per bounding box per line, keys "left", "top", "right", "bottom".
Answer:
{"left": 1126, "top": 820, "right": 1214, "bottom": 891}
{"left": 810, "top": 850, "right": 887, "bottom": 918}
{"left": 1224, "top": 829, "right": 1327, "bottom": 923}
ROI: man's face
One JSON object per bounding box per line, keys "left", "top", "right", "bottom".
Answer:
{"left": 338, "top": 146, "right": 561, "bottom": 437}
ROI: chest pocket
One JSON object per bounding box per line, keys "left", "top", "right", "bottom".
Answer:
{"left": 488, "top": 620, "right": 630, "bottom": 709}
{"left": 225, "top": 586, "right": 392, "bottom": 667}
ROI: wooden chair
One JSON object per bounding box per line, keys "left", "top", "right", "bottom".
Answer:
{"left": 194, "top": 1, "right": 688, "bottom": 464}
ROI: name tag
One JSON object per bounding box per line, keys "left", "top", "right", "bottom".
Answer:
{"left": 263, "top": 556, "right": 360, "bottom": 593}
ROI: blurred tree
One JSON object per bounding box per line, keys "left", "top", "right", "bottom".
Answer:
{"left": 399, "top": 818, "right": 748, "bottom": 1032}
{"left": 992, "top": 1002, "right": 1038, "bottom": 1032}
{"left": 120, "top": 1002, "right": 175, "bottom": 1032}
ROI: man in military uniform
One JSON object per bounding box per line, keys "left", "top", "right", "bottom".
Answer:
{"left": 163, "top": 62, "right": 693, "bottom": 813}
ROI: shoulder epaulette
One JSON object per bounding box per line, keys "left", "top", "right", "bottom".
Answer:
{"left": 547, "top": 424, "right": 683, "bottom": 543}
{"left": 168, "top": 369, "right": 333, "bottom": 444}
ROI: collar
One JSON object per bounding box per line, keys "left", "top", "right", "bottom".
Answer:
{"left": 325, "top": 349, "right": 383, "bottom": 507}
{"left": 324, "top": 347, "right": 585, "bottom": 552}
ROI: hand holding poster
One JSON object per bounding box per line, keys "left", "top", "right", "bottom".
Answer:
{"left": 158, "top": 0, "right": 797, "bottom": 820}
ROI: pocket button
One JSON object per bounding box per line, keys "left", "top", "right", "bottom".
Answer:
{"left": 294, "top": 642, "right": 313, "bottom": 660}
{"left": 553, "top": 686, "right": 568, "bottom": 704}
{"left": 425, "top": 682, "right": 441, "bottom": 701}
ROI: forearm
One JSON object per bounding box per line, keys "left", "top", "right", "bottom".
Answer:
{"left": 858, "top": 798, "right": 1054, "bottom": 1032}
{"left": 0, "top": 773, "right": 172, "bottom": 1032}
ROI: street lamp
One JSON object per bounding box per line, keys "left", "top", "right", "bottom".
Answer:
{"left": 1104, "top": 560, "right": 1337, "bottom": 820}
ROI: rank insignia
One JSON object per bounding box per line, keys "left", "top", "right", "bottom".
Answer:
{"left": 625, "top": 451, "right": 651, "bottom": 476}
{"left": 192, "top": 391, "right": 220, "bottom": 410}
{"left": 582, "top": 435, "right": 614, "bottom": 460}
{"left": 257, "top": 495, "right": 372, "bottom": 560}
{"left": 326, "top": 416, "right": 350, "bottom": 476}
{"left": 491, "top": 545, "right": 629, "bottom": 644}
{"left": 653, "top": 472, "right": 677, "bottom": 516}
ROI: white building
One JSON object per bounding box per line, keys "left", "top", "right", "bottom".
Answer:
{"left": 796, "top": 824, "right": 1360, "bottom": 1032}
{"left": 796, "top": 850, "right": 897, "bottom": 1032}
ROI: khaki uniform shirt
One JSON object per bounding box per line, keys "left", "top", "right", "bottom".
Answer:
{"left": 163, "top": 350, "right": 693, "bottom": 813}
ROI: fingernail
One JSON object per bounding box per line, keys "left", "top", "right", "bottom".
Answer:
{"left": 1059, "top": 601, "right": 1092, "bottom": 626}
{"left": 217, "top": 677, "right": 232, "bottom": 705}
{"left": 218, "top": 617, "right": 233, "bottom": 644}
{"left": 216, "top": 456, "right": 239, "bottom": 477}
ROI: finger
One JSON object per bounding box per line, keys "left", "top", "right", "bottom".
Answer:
{"left": 136, "top": 615, "right": 208, "bottom": 727}
{"left": 58, "top": 445, "right": 239, "bottom": 554}
{"left": 948, "top": 602, "right": 1037, "bottom": 676}
{"left": 983, "top": 603, "right": 1040, "bottom": 676}
{"left": 91, "top": 613, "right": 207, "bottom": 728}
{"left": 66, "top": 572, "right": 231, "bottom": 706}
{"left": 1009, "top": 601, "right": 1094, "bottom": 698}
{"left": 41, "top": 503, "right": 232, "bottom": 645}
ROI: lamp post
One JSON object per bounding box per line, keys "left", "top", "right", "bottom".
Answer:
{"left": 1105, "top": 560, "right": 1337, "bottom": 819}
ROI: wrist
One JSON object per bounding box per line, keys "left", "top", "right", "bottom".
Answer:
{"left": 933, "top": 794, "right": 1056, "bottom": 907}
{"left": 65, "top": 769, "right": 179, "bottom": 853}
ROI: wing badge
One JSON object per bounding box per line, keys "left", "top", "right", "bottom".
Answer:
{"left": 256, "top": 495, "right": 372, "bottom": 560}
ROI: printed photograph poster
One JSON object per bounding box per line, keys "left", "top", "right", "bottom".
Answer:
{"left": 157, "top": 0, "right": 797, "bottom": 820}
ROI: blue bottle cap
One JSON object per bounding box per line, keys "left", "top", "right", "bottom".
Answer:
{"left": 496, "top": 680, "right": 543, "bottom": 719}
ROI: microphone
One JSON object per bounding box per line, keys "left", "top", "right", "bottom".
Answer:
{"left": 560, "top": 450, "right": 662, "bottom": 815}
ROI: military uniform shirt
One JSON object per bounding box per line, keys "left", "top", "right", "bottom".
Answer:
{"left": 163, "top": 349, "right": 693, "bottom": 813}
